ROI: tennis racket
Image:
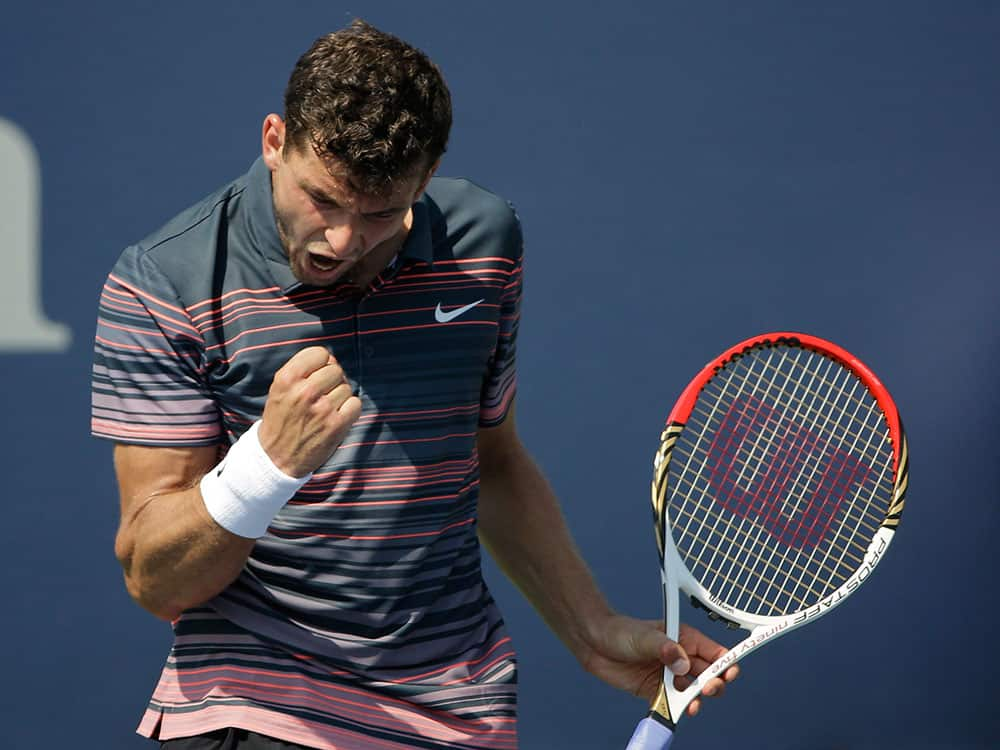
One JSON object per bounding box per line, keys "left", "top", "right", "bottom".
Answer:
{"left": 625, "top": 332, "right": 908, "bottom": 749}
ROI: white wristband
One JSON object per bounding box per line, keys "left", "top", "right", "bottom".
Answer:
{"left": 200, "top": 421, "right": 312, "bottom": 539}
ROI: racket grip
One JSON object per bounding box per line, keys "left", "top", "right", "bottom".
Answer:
{"left": 625, "top": 717, "right": 674, "bottom": 749}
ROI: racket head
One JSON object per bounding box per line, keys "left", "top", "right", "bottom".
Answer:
{"left": 645, "top": 332, "right": 908, "bottom": 729}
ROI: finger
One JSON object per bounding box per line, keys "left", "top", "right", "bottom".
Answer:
{"left": 687, "top": 656, "right": 739, "bottom": 681}
{"left": 280, "top": 346, "right": 335, "bottom": 379}
{"left": 683, "top": 680, "right": 727, "bottom": 717}
{"left": 668, "top": 652, "right": 690, "bottom": 676}
{"left": 688, "top": 656, "right": 713, "bottom": 676}
{"left": 612, "top": 619, "right": 686, "bottom": 671}
{"left": 671, "top": 671, "right": 724, "bottom": 695}
{"left": 650, "top": 634, "right": 690, "bottom": 677}
{"left": 672, "top": 673, "right": 693, "bottom": 692}
{"left": 686, "top": 648, "right": 740, "bottom": 684}
{"left": 340, "top": 395, "right": 363, "bottom": 425}
{"left": 626, "top": 623, "right": 691, "bottom": 676}
{"left": 700, "top": 677, "right": 726, "bottom": 699}
{"left": 326, "top": 382, "right": 354, "bottom": 411}
{"left": 678, "top": 623, "right": 728, "bottom": 662}
{"left": 304, "top": 360, "right": 347, "bottom": 397}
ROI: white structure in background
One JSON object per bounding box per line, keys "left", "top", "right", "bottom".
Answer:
{"left": 0, "top": 117, "right": 71, "bottom": 351}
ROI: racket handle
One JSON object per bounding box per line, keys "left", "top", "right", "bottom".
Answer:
{"left": 625, "top": 717, "right": 674, "bottom": 749}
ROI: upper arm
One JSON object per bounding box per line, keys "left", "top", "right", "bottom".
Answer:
{"left": 93, "top": 253, "right": 221, "bottom": 446}
{"left": 113, "top": 443, "right": 220, "bottom": 551}
{"left": 477, "top": 404, "right": 523, "bottom": 482}
{"left": 478, "top": 213, "right": 523, "bottom": 430}
{"left": 95, "top": 252, "right": 225, "bottom": 547}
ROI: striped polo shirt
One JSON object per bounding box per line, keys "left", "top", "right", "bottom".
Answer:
{"left": 92, "top": 157, "right": 523, "bottom": 749}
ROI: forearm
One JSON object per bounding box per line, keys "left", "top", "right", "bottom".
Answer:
{"left": 109, "top": 349, "right": 361, "bottom": 621}
{"left": 477, "top": 441, "right": 612, "bottom": 663}
{"left": 116, "top": 485, "right": 254, "bottom": 620}
{"left": 113, "top": 440, "right": 257, "bottom": 620}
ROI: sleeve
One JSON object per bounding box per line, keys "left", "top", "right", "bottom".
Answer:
{"left": 478, "top": 205, "right": 524, "bottom": 428}
{"left": 91, "top": 247, "right": 222, "bottom": 446}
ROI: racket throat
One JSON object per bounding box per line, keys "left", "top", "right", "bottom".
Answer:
{"left": 649, "top": 683, "right": 677, "bottom": 730}
{"left": 656, "top": 573, "right": 692, "bottom": 725}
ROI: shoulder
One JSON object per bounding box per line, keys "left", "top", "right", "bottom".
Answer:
{"left": 109, "top": 170, "right": 249, "bottom": 294}
{"left": 423, "top": 177, "right": 523, "bottom": 261}
{"left": 425, "top": 177, "right": 516, "bottom": 224}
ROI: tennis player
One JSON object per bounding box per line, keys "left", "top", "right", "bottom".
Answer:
{"left": 92, "top": 20, "right": 737, "bottom": 749}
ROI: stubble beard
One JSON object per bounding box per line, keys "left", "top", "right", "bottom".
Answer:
{"left": 274, "top": 208, "right": 357, "bottom": 289}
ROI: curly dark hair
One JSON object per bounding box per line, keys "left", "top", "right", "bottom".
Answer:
{"left": 283, "top": 20, "right": 452, "bottom": 195}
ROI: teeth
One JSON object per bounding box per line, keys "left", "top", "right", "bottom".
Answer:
{"left": 310, "top": 254, "right": 337, "bottom": 271}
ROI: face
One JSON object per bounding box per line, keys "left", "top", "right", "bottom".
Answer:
{"left": 261, "top": 115, "right": 434, "bottom": 289}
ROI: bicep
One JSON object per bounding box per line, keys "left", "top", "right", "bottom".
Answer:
{"left": 477, "top": 403, "right": 523, "bottom": 485}
{"left": 114, "top": 443, "right": 220, "bottom": 524}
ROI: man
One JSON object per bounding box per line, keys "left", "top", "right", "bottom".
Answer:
{"left": 92, "top": 20, "right": 737, "bottom": 749}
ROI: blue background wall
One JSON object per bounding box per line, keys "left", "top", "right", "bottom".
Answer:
{"left": 2, "top": 2, "right": 997, "bottom": 748}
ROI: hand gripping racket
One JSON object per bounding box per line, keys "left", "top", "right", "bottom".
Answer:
{"left": 625, "top": 333, "right": 908, "bottom": 749}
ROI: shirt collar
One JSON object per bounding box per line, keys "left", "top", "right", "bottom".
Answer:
{"left": 242, "top": 157, "right": 435, "bottom": 294}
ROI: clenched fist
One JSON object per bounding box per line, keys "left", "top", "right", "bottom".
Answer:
{"left": 257, "top": 346, "right": 362, "bottom": 477}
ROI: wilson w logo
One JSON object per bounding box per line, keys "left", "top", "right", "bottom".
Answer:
{"left": 705, "top": 393, "right": 871, "bottom": 551}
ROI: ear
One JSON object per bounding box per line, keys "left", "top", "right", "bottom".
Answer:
{"left": 261, "top": 114, "right": 286, "bottom": 171}
{"left": 413, "top": 158, "right": 441, "bottom": 201}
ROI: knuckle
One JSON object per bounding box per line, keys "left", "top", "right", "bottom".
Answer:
{"left": 325, "top": 417, "right": 348, "bottom": 439}
{"left": 298, "top": 381, "right": 321, "bottom": 403}
{"left": 270, "top": 368, "right": 295, "bottom": 391}
{"left": 285, "top": 346, "right": 328, "bottom": 374}
{"left": 308, "top": 395, "right": 333, "bottom": 419}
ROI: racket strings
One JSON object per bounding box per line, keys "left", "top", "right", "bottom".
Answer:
{"left": 667, "top": 493, "right": 871, "bottom": 613}
{"left": 668, "top": 469, "right": 871, "bottom": 576}
{"left": 673, "top": 422, "right": 888, "bottom": 542}
{"left": 667, "top": 474, "right": 873, "bottom": 614}
{"left": 691, "top": 347, "right": 892, "bottom": 612}
{"left": 753, "top": 352, "right": 893, "bottom": 610}
{"left": 680, "top": 349, "right": 876, "bottom": 546}
{"left": 686, "top": 395, "right": 889, "bottom": 482}
{"left": 692, "top": 348, "right": 890, "bottom": 611}
{"left": 665, "top": 343, "right": 897, "bottom": 617}
{"left": 691, "top": 350, "right": 888, "bottom": 462}
{"left": 671, "top": 424, "right": 886, "bottom": 559}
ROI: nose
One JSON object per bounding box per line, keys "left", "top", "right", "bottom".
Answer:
{"left": 324, "top": 220, "right": 364, "bottom": 258}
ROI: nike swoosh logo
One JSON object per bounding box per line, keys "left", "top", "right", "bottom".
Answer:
{"left": 435, "top": 299, "right": 485, "bottom": 323}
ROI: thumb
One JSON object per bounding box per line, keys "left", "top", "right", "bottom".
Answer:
{"left": 625, "top": 619, "right": 690, "bottom": 676}
{"left": 664, "top": 641, "right": 691, "bottom": 677}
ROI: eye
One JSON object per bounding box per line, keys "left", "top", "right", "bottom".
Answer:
{"left": 305, "top": 190, "right": 338, "bottom": 209}
{"left": 366, "top": 210, "right": 399, "bottom": 222}
{"left": 311, "top": 195, "right": 337, "bottom": 208}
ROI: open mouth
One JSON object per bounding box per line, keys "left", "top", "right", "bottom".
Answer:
{"left": 302, "top": 249, "right": 364, "bottom": 288}
{"left": 308, "top": 252, "right": 341, "bottom": 273}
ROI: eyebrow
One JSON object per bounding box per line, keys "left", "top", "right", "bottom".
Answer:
{"left": 300, "top": 182, "right": 340, "bottom": 205}
{"left": 301, "top": 181, "right": 408, "bottom": 216}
